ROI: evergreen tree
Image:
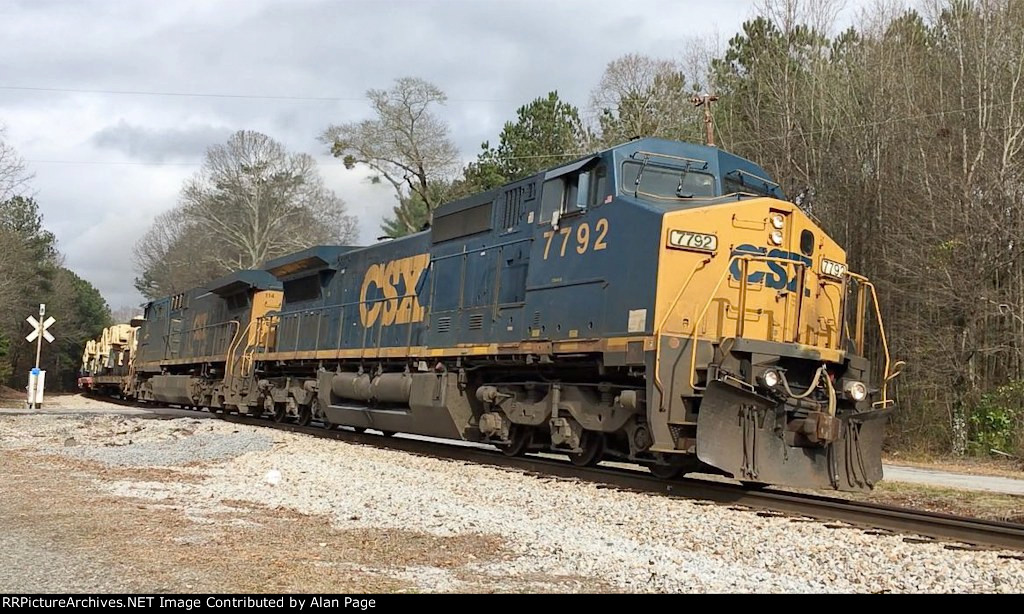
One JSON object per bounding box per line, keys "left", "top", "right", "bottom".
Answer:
{"left": 467, "top": 91, "right": 592, "bottom": 190}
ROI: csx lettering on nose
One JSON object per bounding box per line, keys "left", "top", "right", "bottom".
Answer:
{"left": 359, "top": 254, "right": 429, "bottom": 327}
{"left": 729, "top": 244, "right": 813, "bottom": 291}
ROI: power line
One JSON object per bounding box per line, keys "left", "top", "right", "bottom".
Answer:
{"left": 0, "top": 84, "right": 505, "bottom": 103}
{"left": 24, "top": 151, "right": 596, "bottom": 168}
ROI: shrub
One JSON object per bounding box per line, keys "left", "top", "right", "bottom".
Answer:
{"left": 969, "top": 380, "right": 1024, "bottom": 457}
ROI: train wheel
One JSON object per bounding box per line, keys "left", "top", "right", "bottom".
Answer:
{"left": 498, "top": 425, "right": 531, "bottom": 457}
{"left": 380, "top": 430, "right": 396, "bottom": 437}
{"left": 568, "top": 432, "right": 604, "bottom": 467}
{"left": 273, "top": 403, "right": 287, "bottom": 423}
{"left": 309, "top": 397, "right": 331, "bottom": 429}
{"left": 296, "top": 404, "right": 312, "bottom": 427}
{"left": 352, "top": 426, "right": 367, "bottom": 433}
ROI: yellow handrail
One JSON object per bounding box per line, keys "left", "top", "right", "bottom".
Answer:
{"left": 652, "top": 256, "right": 711, "bottom": 396}
{"left": 683, "top": 253, "right": 810, "bottom": 392}
{"left": 221, "top": 320, "right": 246, "bottom": 382}
{"left": 654, "top": 251, "right": 899, "bottom": 409}
{"left": 847, "top": 273, "right": 897, "bottom": 408}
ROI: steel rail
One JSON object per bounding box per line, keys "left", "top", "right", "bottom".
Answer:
{"left": 220, "top": 414, "right": 1024, "bottom": 553}
{"left": 71, "top": 397, "right": 1024, "bottom": 553}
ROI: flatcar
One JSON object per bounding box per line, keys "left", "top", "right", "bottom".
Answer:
{"left": 78, "top": 323, "right": 138, "bottom": 396}
{"left": 84, "top": 138, "right": 902, "bottom": 491}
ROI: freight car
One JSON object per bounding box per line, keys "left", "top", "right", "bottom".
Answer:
{"left": 78, "top": 323, "right": 138, "bottom": 395}
{"left": 87, "top": 138, "right": 902, "bottom": 491}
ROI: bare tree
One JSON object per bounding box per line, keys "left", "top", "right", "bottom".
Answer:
{"left": 754, "top": 0, "right": 844, "bottom": 36}
{"left": 132, "top": 210, "right": 225, "bottom": 298}
{"left": 589, "top": 54, "right": 703, "bottom": 146}
{"left": 182, "top": 130, "right": 356, "bottom": 269}
{"left": 133, "top": 130, "right": 358, "bottom": 299}
{"left": 0, "top": 125, "right": 32, "bottom": 203}
{"left": 320, "top": 77, "right": 460, "bottom": 215}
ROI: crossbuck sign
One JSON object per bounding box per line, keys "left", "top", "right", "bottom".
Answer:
{"left": 25, "top": 303, "right": 55, "bottom": 409}
{"left": 26, "top": 314, "right": 55, "bottom": 344}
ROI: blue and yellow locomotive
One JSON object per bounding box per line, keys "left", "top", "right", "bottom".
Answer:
{"left": 102, "top": 138, "right": 901, "bottom": 491}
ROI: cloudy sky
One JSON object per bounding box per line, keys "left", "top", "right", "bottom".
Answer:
{"left": 0, "top": 0, "right": 865, "bottom": 310}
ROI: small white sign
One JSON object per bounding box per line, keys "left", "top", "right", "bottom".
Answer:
{"left": 27, "top": 370, "right": 46, "bottom": 407}
{"left": 627, "top": 309, "right": 648, "bottom": 333}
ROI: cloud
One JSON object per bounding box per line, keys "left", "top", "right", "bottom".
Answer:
{"left": 1, "top": 0, "right": 861, "bottom": 311}
{"left": 91, "top": 120, "right": 233, "bottom": 162}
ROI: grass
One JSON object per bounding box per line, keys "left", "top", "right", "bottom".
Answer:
{"left": 843, "top": 480, "right": 1024, "bottom": 523}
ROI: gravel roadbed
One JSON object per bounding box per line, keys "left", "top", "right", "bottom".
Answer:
{"left": 1, "top": 413, "right": 1022, "bottom": 593}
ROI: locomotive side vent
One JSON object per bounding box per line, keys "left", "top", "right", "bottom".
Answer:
{"left": 469, "top": 313, "right": 484, "bottom": 330}
{"left": 532, "top": 311, "right": 541, "bottom": 327}
{"left": 437, "top": 317, "right": 451, "bottom": 333}
{"left": 503, "top": 186, "right": 523, "bottom": 230}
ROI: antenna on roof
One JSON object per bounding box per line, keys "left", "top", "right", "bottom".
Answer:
{"left": 691, "top": 94, "right": 720, "bottom": 147}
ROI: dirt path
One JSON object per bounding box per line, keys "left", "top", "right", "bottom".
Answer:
{"left": 883, "top": 464, "right": 1024, "bottom": 496}
{"left": 0, "top": 450, "right": 514, "bottom": 593}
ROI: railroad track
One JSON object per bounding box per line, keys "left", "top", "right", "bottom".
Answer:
{"left": 66, "top": 396, "right": 1024, "bottom": 554}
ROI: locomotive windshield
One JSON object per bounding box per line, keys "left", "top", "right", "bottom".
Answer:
{"left": 620, "top": 160, "right": 716, "bottom": 201}
{"left": 722, "top": 169, "right": 782, "bottom": 198}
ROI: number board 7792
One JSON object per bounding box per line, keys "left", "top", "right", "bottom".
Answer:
{"left": 666, "top": 230, "right": 718, "bottom": 253}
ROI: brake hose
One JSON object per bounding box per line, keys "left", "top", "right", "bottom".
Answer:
{"left": 779, "top": 364, "right": 838, "bottom": 417}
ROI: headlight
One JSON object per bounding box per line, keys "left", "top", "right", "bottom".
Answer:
{"left": 844, "top": 380, "right": 867, "bottom": 401}
{"left": 769, "top": 230, "right": 784, "bottom": 245}
{"left": 770, "top": 213, "right": 785, "bottom": 229}
{"left": 760, "top": 369, "right": 780, "bottom": 389}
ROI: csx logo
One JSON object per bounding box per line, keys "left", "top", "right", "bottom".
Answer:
{"left": 359, "top": 253, "right": 430, "bottom": 327}
{"left": 729, "top": 244, "right": 812, "bottom": 291}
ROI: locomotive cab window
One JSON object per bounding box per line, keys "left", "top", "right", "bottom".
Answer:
{"left": 225, "top": 292, "right": 249, "bottom": 311}
{"left": 539, "top": 164, "right": 606, "bottom": 224}
{"left": 621, "top": 160, "right": 715, "bottom": 201}
{"left": 723, "top": 169, "right": 780, "bottom": 198}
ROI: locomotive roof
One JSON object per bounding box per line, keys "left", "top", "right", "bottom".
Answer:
{"left": 431, "top": 138, "right": 780, "bottom": 222}
{"left": 262, "top": 245, "right": 359, "bottom": 278}
{"left": 204, "top": 269, "right": 282, "bottom": 296}
{"left": 610, "top": 138, "right": 777, "bottom": 186}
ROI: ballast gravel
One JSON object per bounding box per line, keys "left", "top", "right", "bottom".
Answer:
{"left": 64, "top": 429, "right": 272, "bottom": 467}
{"left": 2, "top": 413, "right": 1022, "bottom": 593}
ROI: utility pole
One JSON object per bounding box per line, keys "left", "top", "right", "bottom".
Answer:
{"left": 691, "top": 94, "right": 720, "bottom": 147}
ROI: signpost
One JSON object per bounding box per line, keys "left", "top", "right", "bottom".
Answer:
{"left": 25, "top": 303, "right": 55, "bottom": 409}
